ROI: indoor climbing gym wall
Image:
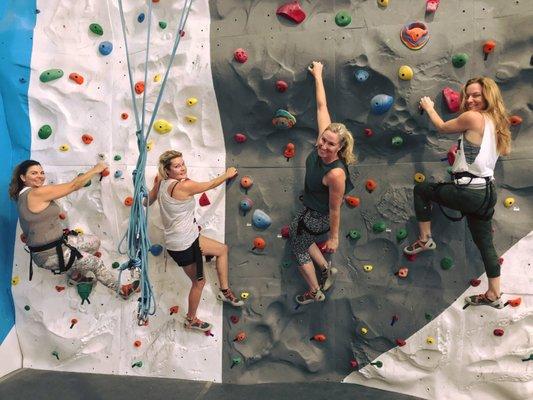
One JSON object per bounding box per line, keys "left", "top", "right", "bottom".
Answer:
{"left": 0, "top": 1, "right": 532, "bottom": 400}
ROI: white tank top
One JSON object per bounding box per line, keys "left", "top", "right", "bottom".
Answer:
{"left": 452, "top": 114, "right": 499, "bottom": 187}
{"left": 157, "top": 179, "right": 199, "bottom": 251}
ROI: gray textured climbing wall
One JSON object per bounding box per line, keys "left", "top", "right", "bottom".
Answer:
{"left": 209, "top": 0, "right": 533, "bottom": 386}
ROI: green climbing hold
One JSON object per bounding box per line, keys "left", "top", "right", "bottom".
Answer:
{"left": 77, "top": 282, "right": 94, "bottom": 304}
{"left": 446, "top": 166, "right": 453, "bottom": 175}
{"left": 440, "top": 257, "right": 454, "bottom": 270}
{"left": 38, "top": 124, "right": 52, "bottom": 139}
{"left": 132, "top": 361, "right": 143, "bottom": 368}
{"left": 52, "top": 350, "right": 59, "bottom": 360}
{"left": 112, "top": 262, "right": 120, "bottom": 269}
{"left": 89, "top": 23, "right": 104, "bottom": 36}
{"left": 452, "top": 53, "right": 469, "bottom": 68}
{"left": 335, "top": 11, "right": 351, "bottom": 27}
{"left": 39, "top": 69, "right": 64, "bottom": 83}
{"left": 114, "top": 154, "right": 122, "bottom": 161}
{"left": 78, "top": 173, "right": 91, "bottom": 187}
{"left": 425, "top": 313, "right": 433, "bottom": 321}
{"left": 230, "top": 357, "right": 242, "bottom": 368}
{"left": 371, "top": 360, "right": 383, "bottom": 368}
{"left": 396, "top": 228, "right": 408, "bottom": 242}
{"left": 281, "top": 260, "right": 291, "bottom": 269}
{"left": 391, "top": 136, "right": 404, "bottom": 147}
{"left": 372, "top": 221, "right": 386, "bottom": 233}
{"left": 347, "top": 230, "right": 362, "bottom": 240}
{"left": 159, "top": 21, "right": 167, "bottom": 29}
{"left": 24, "top": 305, "right": 30, "bottom": 311}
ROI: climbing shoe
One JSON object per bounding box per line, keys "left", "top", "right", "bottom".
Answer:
{"left": 120, "top": 280, "right": 140, "bottom": 300}
{"left": 319, "top": 263, "right": 338, "bottom": 292}
{"left": 296, "top": 289, "right": 325, "bottom": 305}
{"left": 184, "top": 316, "right": 213, "bottom": 332}
{"left": 217, "top": 288, "right": 244, "bottom": 307}
{"left": 403, "top": 237, "right": 436, "bottom": 255}
{"left": 465, "top": 293, "right": 504, "bottom": 309}
{"left": 67, "top": 271, "right": 96, "bottom": 287}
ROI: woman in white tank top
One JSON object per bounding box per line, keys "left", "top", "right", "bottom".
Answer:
{"left": 147, "top": 150, "right": 244, "bottom": 332}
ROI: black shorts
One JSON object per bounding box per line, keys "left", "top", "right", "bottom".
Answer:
{"left": 167, "top": 239, "right": 199, "bottom": 267}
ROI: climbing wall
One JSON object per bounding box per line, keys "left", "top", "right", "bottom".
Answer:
{"left": 11, "top": 0, "right": 227, "bottom": 381}
{"left": 209, "top": 0, "right": 533, "bottom": 397}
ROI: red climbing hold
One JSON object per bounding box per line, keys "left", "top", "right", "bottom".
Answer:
{"left": 284, "top": 143, "right": 295, "bottom": 160}
{"left": 509, "top": 115, "right": 522, "bottom": 126}
{"left": 498, "top": 257, "right": 504, "bottom": 265}
{"left": 69, "top": 72, "right": 84, "bottom": 85}
{"left": 233, "top": 331, "right": 247, "bottom": 342}
{"left": 199, "top": 192, "right": 210, "bottom": 207}
{"left": 447, "top": 144, "right": 458, "bottom": 165}
{"left": 396, "top": 266, "right": 409, "bottom": 278}
{"left": 316, "top": 240, "right": 328, "bottom": 254}
{"left": 58, "top": 212, "right": 67, "bottom": 220}
{"left": 276, "top": 1, "right": 306, "bottom": 24}
{"left": 404, "top": 253, "right": 417, "bottom": 262}
{"left": 20, "top": 233, "right": 27, "bottom": 243}
{"left": 169, "top": 305, "right": 179, "bottom": 315}
{"left": 82, "top": 134, "right": 93, "bottom": 144}
{"left": 310, "top": 333, "right": 326, "bottom": 342}
{"left": 70, "top": 318, "right": 78, "bottom": 329}
{"left": 55, "top": 285, "right": 65, "bottom": 292}
{"left": 470, "top": 278, "right": 481, "bottom": 287}
{"left": 493, "top": 328, "right": 504, "bottom": 337}
{"left": 280, "top": 225, "right": 290, "bottom": 238}
{"left": 345, "top": 195, "right": 360, "bottom": 207}
{"left": 276, "top": 80, "right": 288, "bottom": 92}
{"left": 365, "top": 179, "right": 378, "bottom": 193}
{"left": 121, "top": 112, "right": 129, "bottom": 120}
{"left": 234, "top": 48, "right": 248, "bottom": 63}
{"left": 134, "top": 340, "right": 142, "bottom": 348}
{"left": 230, "top": 315, "right": 239, "bottom": 324}
{"left": 234, "top": 133, "right": 247, "bottom": 143}
{"left": 483, "top": 40, "right": 496, "bottom": 60}
{"left": 100, "top": 168, "right": 110, "bottom": 178}
{"left": 396, "top": 338, "right": 406, "bottom": 347}
{"left": 94, "top": 251, "right": 102, "bottom": 258}
{"left": 425, "top": 0, "right": 440, "bottom": 13}
{"left": 179, "top": 30, "right": 185, "bottom": 37}
{"left": 135, "top": 81, "right": 145, "bottom": 94}
{"left": 364, "top": 128, "right": 374, "bottom": 137}
{"left": 124, "top": 196, "right": 134, "bottom": 206}
{"left": 442, "top": 87, "right": 460, "bottom": 113}
{"left": 350, "top": 359, "right": 359, "bottom": 369}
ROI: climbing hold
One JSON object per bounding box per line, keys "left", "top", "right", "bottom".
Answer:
{"left": 74, "top": 228, "right": 84, "bottom": 235}
{"left": 360, "top": 327, "right": 368, "bottom": 335}
{"left": 503, "top": 197, "right": 515, "bottom": 208}
{"left": 55, "top": 285, "right": 65, "bottom": 292}
{"left": 234, "top": 133, "right": 247, "bottom": 143}
{"left": 493, "top": 328, "right": 504, "bottom": 337}
{"left": 24, "top": 305, "right": 30, "bottom": 311}
{"left": 94, "top": 251, "right": 102, "bottom": 258}
{"left": 134, "top": 81, "right": 145, "bottom": 95}
{"left": 505, "top": 297, "right": 522, "bottom": 307}
{"left": 391, "top": 136, "right": 404, "bottom": 147}
{"left": 89, "top": 23, "right": 103, "bottom": 36}
{"left": 284, "top": 143, "right": 295, "bottom": 160}
{"left": 452, "top": 53, "right": 469, "bottom": 68}
{"left": 69, "top": 73, "right": 84, "bottom": 85}
{"left": 469, "top": 278, "right": 481, "bottom": 287}
{"left": 354, "top": 69, "right": 369, "bottom": 83}
{"left": 498, "top": 257, "right": 504, "bottom": 265}
{"left": 396, "top": 338, "right": 406, "bottom": 347}
{"left": 124, "top": 196, "right": 133, "bottom": 206}
{"left": 414, "top": 172, "right": 425, "bottom": 183}
{"left": 365, "top": 179, "right": 377, "bottom": 192}
{"left": 396, "top": 266, "right": 409, "bottom": 278}
{"left": 522, "top": 354, "right": 533, "bottom": 362}
{"left": 272, "top": 109, "right": 296, "bottom": 129}
{"left": 52, "top": 351, "right": 60, "bottom": 360}
{"left": 100, "top": 169, "right": 110, "bottom": 179}
{"left": 154, "top": 119, "right": 173, "bottom": 134}
{"left": 396, "top": 228, "right": 408, "bottom": 242}
{"left": 70, "top": 318, "right": 78, "bottom": 329}
{"left": 186, "top": 97, "right": 198, "bottom": 106}
{"left": 509, "top": 115, "right": 522, "bottom": 126}
{"left": 112, "top": 262, "right": 120, "bottom": 269}
{"left": 159, "top": 21, "right": 167, "bottom": 29}
{"left": 350, "top": 359, "right": 359, "bottom": 369}
{"left": 198, "top": 192, "right": 210, "bottom": 207}
{"left": 230, "top": 357, "right": 242, "bottom": 369}
{"left": 132, "top": 361, "right": 143, "bottom": 368}
{"left": 240, "top": 292, "right": 250, "bottom": 300}
{"left": 377, "top": 0, "right": 389, "bottom": 7}
{"left": 234, "top": 48, "right": 248, "bottom": 63}
{"left": 121, "top": 112, "right": 129, "bottom": 120}
{"left": 446, "top": 143, "right": 458, "bottom": 165}
{"left": 58, "top": 212, "right": 67, "bottom": 220}
{"left": 372, "top": 221, "right": 386, "bottom": 233}
{"left": 114, "top": 170, "right": 123, "bottom": 179}
{"left": 276, "top": 1, "right": 306, "bottom": 24}
{"left": 442, "top": 87, "right": 460, "bottom": 113}
{"left": 370, "top": 94, "right": 394, "bottom": 115}
{"left": 240, "top": 176, "right": 253, "bottom": 193}
{"left": 363, "top": 264, "right": 373, "bottom": 272}
{"left": 59, "top": 144, "right": 70, "bottom": 152}
{"left": 364, "top": 128, "right": 374, "bottom": 137}
{"left": 137, "top": 13, "right": 145, "bottom": 23}
{"left": 98, "top": 41, "right": 113, "bottom": 56}
{"left": 426, "top": 336, "right": 435, "bottom": 345}
{"left": 230, "top": 315, "right": 239, "bottom": 324}
{"left": 281, "top": 260, "right": 291, "bottom": 268}
{"left": 185, "top": 115, "right": 197, "bottom": 124}
{"left": 398, "top": 65, "right": 414, "bottom": 81}
{"left": 169, "top": 305, "right": 179, "bottom": 315}
{"left": 81, "top": 134, "right": 93, "bottom": 145}
{"left": 239, "top": 197, "right": 253, "bottom": 215}
{"left": 149, "top": 244, "right": 163, "bottom": 256}
{"left": 346, "top": 229, "right": 361, "bottom": 240}
{"left": 345, "top": 195, "right": 360, "bottom": 207}
{"left": 280, "top": 225, "right": 290, "bottom": 238}
{"left": 276, "top": 80, "right": 289, "bottom": 92}
{"left": 20, "top": 233, "right": 27, "bottom": 243}
{"left": 11, "top": 276, "right": 20, "bottom": 286}
{"left": 233, "top": 331, "right": 247, "bottom": 342}
{"left": 39, "top": 69, "right": 64, "bottom": 83}
{"left": 391, "top": 315, "right": 399, "bottom": 326}
{"left": 252, "top": 237, "right": 266, "bottom": 251}
{"left": 252, "top": 209, "right": 272, "bottom": 229}
{"left": 425, "top": 313, "right": 433, "bottom": 321}
{"left": 77, "top": 282, "right": 93, "bottom": 305}
{"left": 440, "top": 257, "right": 453, "bottom": 270}
{"left": 400, "top": 21, "right": 430, "bottom": 50}
{"left": 335, "top": 11, "right": 351, "bottom": 27}
{"left": 310, "top": 334, "right": 327, "bottom": 342}
{"left": 38, "top": 124, "right": 52, "bottom": 140}
{"left": 134, "top": 340, "right": 142, "bottom": 348}
{"left": 425, "top": 0, "right": 440, "bottom": 13}
{"left": 483, "top": 40, "right": 496, "bottom": 61}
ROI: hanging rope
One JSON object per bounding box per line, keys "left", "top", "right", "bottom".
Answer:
{"left": 116, "top": 0, "right": 195, "bottom": 324}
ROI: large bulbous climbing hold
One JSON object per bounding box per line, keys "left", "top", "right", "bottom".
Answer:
{"left": 442, "top": 87, "right": 460, "bottom": 113}
{"left": 354, "top": 69, "right": 369, "bottom": 83}
{"left": 400, "top": 21, "right": 430, "bottom": 50}
{"left": 483, "top": 40, "right": 496, "bottom": 60}
{"left": 39, "top": 69, "right": 63, "bottom": 83}
{"left": 38, "top": 124, "right": 52, "bottom": 139}
{"left": 398, "top": 65, "right": 413, "bottom": 80}
{"left": 335, "top": 11, "right": 351, "bottom": 27}
{"left": 252, "top": 209, "right": 272, "bottom": 229}
{"left": 272, "top": 109, "right": 296, "bottom": 129}
{"left": 153, "top": 119, "right": 172, "bottom": 134}
{"left": 276, "top": 1, "right": 306, "bottom": 24}
{"left": 89, "top": 23, "right": 103, "bottom": 36}
{"left": 234, "top": 48, "right": 248, "bottom": 63}
{"left": 425, "top": 0, "right": 440, "bottom": 13}
{"left": 370, "top": 94, "right": 393, "bottom": 115}
{"left": 99, "top": 41, "right": 113, "bottom": 56}
{"left": 452, "top": 53, "right": 469, "bottom": 68}
{"left": 239, "top": 197, "right": 253, "bottom": 215}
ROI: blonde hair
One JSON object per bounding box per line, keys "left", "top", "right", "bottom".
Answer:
{"left": 460, "top": 77, "right": 511, "bottom": 156}
{"left": 158, "top": 150, "right": 183, "bottom": 179}
{"left": 324, "top": 123, "right": 356, "bottom": 165}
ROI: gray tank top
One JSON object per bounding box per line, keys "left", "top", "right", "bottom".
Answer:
{"left": 18, "top": 187, "right": 64, "bottom": 247}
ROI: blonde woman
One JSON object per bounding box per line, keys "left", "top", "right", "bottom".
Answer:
{"left": 404, "top": 77, "right": 512, "bottom": 309}
{"left": 290, "top": 61, "right": 356, "bottom": 305}
{"left": 147, "top": 151, "right": 243, "bottom": 332}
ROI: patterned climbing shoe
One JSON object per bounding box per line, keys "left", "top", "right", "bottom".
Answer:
{"left": 465, "top": 293, "right": 504, "bottom": 309}
{"left": 319, "top": 264, "right": 338, "bottom": 292}
{"left": 217, "top": 288, "right": 244, "bottom": 307}
{"left": 296, "top": 289, "right": 325, "bottom": 305}
{"left": 184, "top": 316, "right": 213, "bottom": 332}
{"left": 120, "top": 280, "right": 140, "bottom": 300}
{"left": 403, "top": 237, "right": 436, "bottom": 255}
{"left": 67, "top": 271, "right": 96, "bottom": 287}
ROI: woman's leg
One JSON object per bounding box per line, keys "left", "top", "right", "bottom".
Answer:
{"left": 198, "top": 235, "right": 229, "bottom": 290}
{"left": 182, "top": 262, "right": 205, "bottom": 319}
{"left": 68, "top": 234, "right": 100, "bottom": 254}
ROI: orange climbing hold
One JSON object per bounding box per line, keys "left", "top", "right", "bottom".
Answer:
{"left": 169, "top": 306, "right": 179, "bottom": 315}
{"left": 483, "top": 40, "right": 496, "bottom": 60}
{"left": 100, "top": 168, "right": 110, "bottom": 178}
{"left": 124, "top": 196, "right": 133, "bottom": 206}
{"left": 284, "top": 143, "right": 295, "bottom": 160}
{"left": 121, "top": 112, "right": 129, "bottom": 120}
{"left": 240, "top": 176, "right": 253, "bottom": 190}
{"left": 81, "top": 134, "right": 93, "bottom": 144}
{"left": 69, "top": 72, "right": 84, "bottom": 85}
{"left": 396, "top": 266, "right": 409, "bottom": 278}
{"left": 233, "top": 331, "right": 247, "bottom": 342}
{"left": 506, "top": 297, "right": 522, "bottom": 307}
{"left": 345, "top": 195, "right": 360, "bottom": 207}
{"left": 135, "top": 81, "right": 145, "bottom": 94}
{"left": 134, "top": 340, "right": 142, "bottom": 348}
{"left": 70, "top": 318, "right": 78, "bottom": 329}
{"left": 365, "top": 179, "right": 377, "bottom": 192}
{"left": 509, "top": 115, "right": 522, "bottom": 126}
{"left": 310, "top": 334, "right": 326, "bottom": 342}
{"left": 252, "top": 237, "right": 266, "bottom": 251}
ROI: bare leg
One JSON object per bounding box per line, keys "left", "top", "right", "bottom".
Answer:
{"left": 418, "top": 221, "right": 432, "bottom": 241}
{"left": 486, "top": 276, "right": 501, "bottom": 300}
{"left": 298, "top": 262, "right": 320, "bottom": 292}
{"left": 199, "top": 235, "right": 229, "bottom": 290}
{"left": 308, "top": 243, "right": 329, "bottom": 271}
{"left": 182, "top": 263, "right": 205, "bottom": 319}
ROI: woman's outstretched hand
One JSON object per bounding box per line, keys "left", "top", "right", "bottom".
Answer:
{"left": 308, "top": 61, "right": 324, "bottom": 79}
{"left": 419, "top": 96, "right": 435, "bottom": 111}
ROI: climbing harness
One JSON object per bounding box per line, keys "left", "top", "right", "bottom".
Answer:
{"left": 116, "top": 0, "right": 194, "bottom": 325}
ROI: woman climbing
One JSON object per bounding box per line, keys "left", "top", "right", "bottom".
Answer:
{"left": 9, "top": 160, "right": 139, "bottom": 299}
{"left": 147, "top": 150, "right": 244, "bottom": 332}
{"left": 290, "top": 61, "right": 356, "bottom": 305}
{"left": 404, "top": 77, "right": 512, "bottom": 309}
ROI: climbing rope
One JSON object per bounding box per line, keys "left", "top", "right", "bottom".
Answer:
{"left": 116, "top": 0, "right": 194, "bottom": 324}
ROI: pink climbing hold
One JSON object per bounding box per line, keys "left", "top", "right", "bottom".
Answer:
{"left": 442, "top": 87, "right": 460, "bottom": 113}
{"left": 447, "top": 143, "right": 458, "bottom": 165}
{"left": 396, "top": 338, "right": 406, "bottom": 347}
{"left": 276, "top": 80, "right": 288, "bottom": 92}
{"left": 276, "top": 1, "right": 306, "bottom": 24}
{"left": 234, "top": 133, "right": 247, "bottom": 143}
{"left": 199, "top": 192, "right": 210, "bottom": 207}
{"left": 234, "top": 48, "right": 248, "bottom": 63}
{"left": 364, "top": 128, "right": 374, "bottom": 137}
{"left": 349, "top": 359, "right": 359, "bottom": 369}
{"left": 425, "top": 0, "right": 440, "bottom": 13}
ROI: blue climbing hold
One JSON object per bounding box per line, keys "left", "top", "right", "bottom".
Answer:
{"left": 99, "top": 41, "right": 113, "bottom": 56}
{"left": 354, "top": 69, "right": 369, "bottom": 83}
{"left": 138, "top": 13, "right": 145, "bottom": 23}
{"left": 370, "top": 94, "right": 394, "bottom": 115}
{"left": 252, "top": 209, "right": 272, "bottom": 229}
{"left": 149, "top": 244, "right": 163, "bottom": 256}
{"left": 239, "top": 197, "right": 253, "bottom": 215}
{"left": 272, "top": 109, "right": 296, "bottom": 129}
{"left": 114, "top": 170, "right": 123, "bottom": 178}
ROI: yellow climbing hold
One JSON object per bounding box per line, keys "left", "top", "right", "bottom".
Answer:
{"left": 74, "top": 228, "right": 84, "bottom": 235}
{"left": 59, "top": 144, "right": 70, "bottom": 152}
{"left": 186, "top": 97, "right": 198, "bottom": 106}
{"left": 240, "top": 292, "right": 250, "bottom": 300}
{"left": 414, "top": 172, "right": 425, "bottom": 183}
{"left": 360, "top": 327, "right": 368, "bottom": 335}
{"left": 153, "top": 119, "right": 172, "bottom": 134}
{"left": 398, "top": 65, "right": 414, "bottom": 81}
{"left": 12, "top": 276, "right": 20, "bottom": 286}
{"left": 377, "top": 0, "right": 389, "bottom": 7}
{"left": 363, "top": 264, "right": 373, "bottom": 272}
{"left": 504, "top": 197, "right": 515, "bottom": 208}
{"left": 185, "top": 115, "right": 197, "bottom": 124}
{"left": 146, "top": 140, "right": 154, "bottom": 151}
{"left": 153, "top": 73, "right": 162, "bottom": 83}
{"left": 426, "top": 336, "right": 435, "bottom": 345}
